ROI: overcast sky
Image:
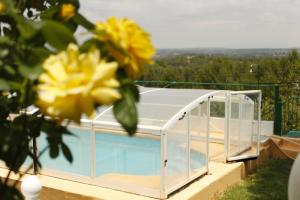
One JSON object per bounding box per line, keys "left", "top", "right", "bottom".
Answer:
{"left": 79, "top": 0, "right": 300, "bottom": 49}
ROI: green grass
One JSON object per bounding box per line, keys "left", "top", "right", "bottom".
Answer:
{"left": 219, "top": 159, "right": 294, "bottom": 200}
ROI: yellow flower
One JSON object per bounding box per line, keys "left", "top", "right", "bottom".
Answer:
{"left": 60, "top": 4, "right": 76, "bottom": 21}
{"left": 0, "top": 2, "right": 6, "bottom": 14}
{"left": 37, "top": 44, "right": 121, "bottom": 122}
{"left": 95, "top": 17, "right": 155, "bottom": 78}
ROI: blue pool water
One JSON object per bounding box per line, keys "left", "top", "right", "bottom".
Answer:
{"left": 38, "top": 128, "right": 206, "bottom": 177}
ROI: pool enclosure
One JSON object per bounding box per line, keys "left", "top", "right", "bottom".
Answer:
{"left": 4, "top": 87, "right": 261, "bottom": 199}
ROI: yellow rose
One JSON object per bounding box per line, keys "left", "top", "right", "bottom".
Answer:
{"left": 60, "top": 4, "right": 76, "bottom": 21}
{"left": 37, "top": 44, "right": 121, "bottom": 122}
{"left": 0, "top": 2, "right": 6, "bottom": 14}
{"left": 95, "top": 17, "right": 155, "bottom": 78}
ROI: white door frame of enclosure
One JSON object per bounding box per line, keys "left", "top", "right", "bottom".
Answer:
{"left": 225, "top": 90, "right": 262, "bottom": 162}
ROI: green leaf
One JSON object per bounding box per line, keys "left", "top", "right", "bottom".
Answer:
{"left": 0, "top": 36, "right": 14, "bottom": 46}
{"left": 41, "top": 4, "right": 60, "bottom": 19}
{"left": 0, "top": 49, "right": 9, "bottom": 58}
{"left": 113, "top": 84, "right": 139, "bottom": 135}
{"left": 18, "top": 64, "right": 43, "bottom": 80}
{"left": 4, "top": 65, "right": 16, "bottom": 75}
{"left": 61, "top": 142, "right": 73, "bottom": 163}
{"left": 28, "top": 47, "right": 52, "bottom": 65}
{"left": 49, "top": 144, "right": 59, "bottom": 158}
{"left": 120, "top": 80, "right": 140, "bottom": 101}
{"left": 14, "top": 16, "right": 37, "bottom": 39}
{"left": 41, "top": 20, "right": 76, "bottom": 50}
{"left": 79, "top": 38, "right": 100, "bottom": 52}
{"left": 8, "top": 81, "right": 22, "bottom": 90}
{"left": 0, "top": 183, "right": 23, "bottom": 200}
{"left": 12, "top": 151, "right": 28, "bottom": 173}
{"left": 73, "top": 13, "right": 95, "bottom": 30}
{"left": 0, "top": 79, "right": 10, "bottom": 90}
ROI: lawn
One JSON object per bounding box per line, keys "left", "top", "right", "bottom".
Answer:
{"left": 219, "top": 159, "right": 294, "bottom": 200}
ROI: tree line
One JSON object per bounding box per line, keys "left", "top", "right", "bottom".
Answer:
{"left": 141, "top": 49, "right": 300, "bottom": 85}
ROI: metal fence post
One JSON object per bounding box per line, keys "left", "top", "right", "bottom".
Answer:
{"left": 274, "top": 86, "right": 282, "bottom": 135}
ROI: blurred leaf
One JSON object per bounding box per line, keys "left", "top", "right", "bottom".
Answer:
{"left": 18, "top": 64, "right": 43, "bottom": 80}
{"left": 0, "top": 114, "right": 30, "bottom": 173}
{"left": 73, "top": 13, "right": 94, "bottom": 30}
{"left": 8, "top": 81, "right": 22, "bottom": 90}
{"left": 4, "top": 65, "right": 16, "bottom": 75}
{"left": 0, "top": 79, "right": 10, "bottom": 90}
{"left": 11, "top": 150, "right": 28, "bottom": 173}
{"left": 42, "top": 119, "right": 75, "bottom": 161}
{"left": 41, "top": 4, "right": 60, "bottom": 19}
{"left": 14, "top": 16, "right": 37, "bottom": 39}
{"left": 61, "top": 142, "right": 73, "bottom": 163}
{"left": 0, "top": 182, "right": 23, "bottom": 200}
{"left": 0, "top": 35, "right": 9, "bottom": 43}
{"left": 113, "top": 84, "right": 139, "bottom": 135}
{"left": 0, "top": 95, "right": 11, "bottom": 120}
{"left": 27, "top": 115, "right": 42, "bottom": 138}
{"left": 79, "top": 38, "right": 101, "bottom": 52}
{"left": 0, "top": 49, "right": 9, "bottom": 58}
{"left": 0, "top": 36, "right": 14, "bottom": 46}
{"left": 41, "top": 20, "right": 76, "bottom": 50}
{"left": 25, "top": 47, "right": 52, "bottom": 66}
{"left": 49, "top": 143, "right": 59, "bottom": 158}
{"left": 120, "top": 80, "right": 140, "bottom": 101}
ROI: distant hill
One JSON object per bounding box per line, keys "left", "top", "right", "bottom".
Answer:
{"left": 155, "top": 48, "right": 300, "bottom": 58}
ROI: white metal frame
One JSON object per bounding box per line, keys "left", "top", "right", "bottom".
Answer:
{"left": 161, "top": 92, "right": 215, "bottom": 198}
{"left": 207, "top": 91, "right": 228, "bottom": 144}
{"left": 226, "top": 90, "right": 262, "bottom": 161}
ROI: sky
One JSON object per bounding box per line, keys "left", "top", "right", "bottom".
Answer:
{"left": 79, "top": 0, "right": 300, "bottom": 49}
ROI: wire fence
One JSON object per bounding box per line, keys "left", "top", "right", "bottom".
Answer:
{"left": 282, "top": 96, "right": 300, "bottom": 135}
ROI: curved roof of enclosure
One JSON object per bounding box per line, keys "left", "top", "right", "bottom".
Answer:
{"left": 91, "top": 86, "right": 222, "bottom": 134}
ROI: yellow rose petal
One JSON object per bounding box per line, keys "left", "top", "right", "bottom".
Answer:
{"left": 100, "top": 79, "right": 120, "bottom": 88}
{"left": 93, "top": 62, "right": 118, "bottom": 82}
{"left": 95, "top": 17, "right": 155, "bottom": 78}
{"left": 79, "top": 94, "right": 95, "bottom": 117}
{"left": 52, "top": 96, "right": 81, "bottom": 122}
{"left": 43, "top": 60, "right": 68, "bottom": 82}
{"left": 91, "top": 88, "right": 121, "bottom": 105}
{"left": 36, "top": 44, "right": 120, "bottom": 122}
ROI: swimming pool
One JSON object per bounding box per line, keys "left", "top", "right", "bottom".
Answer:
{"left": 38, "top": 128, "right": 207, "bottom": 178}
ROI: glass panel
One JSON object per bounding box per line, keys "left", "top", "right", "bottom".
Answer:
{"left": 240, "top": 95, "right": 254, "bottom": 153}
{"left": 250, "top": 93, "right": 260, "bottom": 156}
{"left": 227, "top": 92, "right": 260, "bottom": 160}
{"left": 210, "top": 100, "right": 226, "bottom": 141}
{"left": 96, "top": 88, "right": 216, "bottom": 128}
{"left": 228, "top": 96, "right": 240, "bottom": 157}
{"left": 210, "top": 101, "right": 225, "bottom": 118}
{"left": 166, "top": 115, "right": 188, "bottom": 189}
{"left": 39, "top": 126, "right": 91, "bottom": 176}
{"left": 94, "top": 131, "right": 161, "bottom": 191}
{"left": 189, "top": 103, "right": 208, "bottom": 176}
